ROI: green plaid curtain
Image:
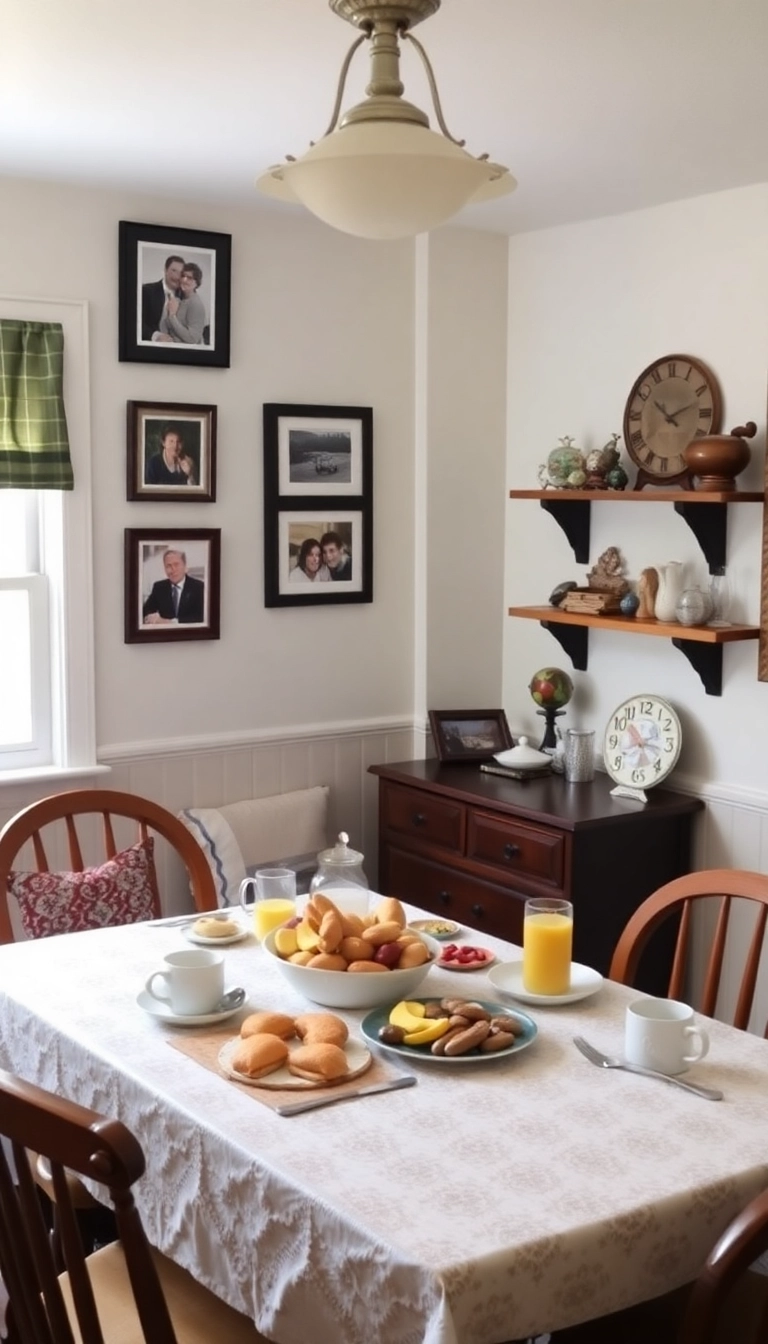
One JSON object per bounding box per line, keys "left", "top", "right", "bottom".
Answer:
{"left": 0, "top": 320, "right": 73, "bottom": 489}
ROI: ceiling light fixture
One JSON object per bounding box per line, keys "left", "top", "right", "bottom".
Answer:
{"left": 256, "top": 0, "right": 515, "bottom": 240}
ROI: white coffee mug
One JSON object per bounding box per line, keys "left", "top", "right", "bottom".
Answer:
{"left": 145, "top": 949, "right": 224, "bottom": 1016}
{"left": 625, "top": 998, "right": 709, "bottom": 1076}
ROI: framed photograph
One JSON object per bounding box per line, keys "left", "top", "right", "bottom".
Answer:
{"left": 124, "top": 528, "right": 221, "bottom": 643}
{"left": 428, "top": 709, "right": 514, "bottom": 763}
{"left": 265, "top": 510, "right": 371, "bottom": 607}
{"left": 263, "top": 403, "right": 372, "bottom": 498}
{"left": 126, "top": 401, "right": 216, "bottom": 501}
{"left": 118, "top": 221, "right": 231, "bottom": 367}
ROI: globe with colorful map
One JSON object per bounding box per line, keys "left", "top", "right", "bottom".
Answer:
{"left": 529, "top": 667, "right": 574, "bottom": 709}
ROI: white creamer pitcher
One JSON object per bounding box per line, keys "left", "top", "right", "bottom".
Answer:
{"left": 654, "top": 562, "right": 684, "bottom": 623}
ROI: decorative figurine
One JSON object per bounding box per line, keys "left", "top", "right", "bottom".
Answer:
{"left": 586, "top": 546, "right": 630, "bottom": 597}
{"left": 636, "top": 566, "right": 659, "bottom": 619}
{"left": 605, "top": 463, "right": 629, "bottom": 491}
{"left": 538, "top": 436, "right": 586, "bottom": 489}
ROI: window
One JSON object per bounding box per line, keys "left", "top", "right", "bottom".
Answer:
{"left": 0, "top": 296, "right": 96, "bottom": 780}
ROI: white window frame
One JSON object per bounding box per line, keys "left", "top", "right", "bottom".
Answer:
{"left": 0, "top": 296, "right": 100, "bottom": 783}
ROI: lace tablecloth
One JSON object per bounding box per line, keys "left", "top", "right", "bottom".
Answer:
{"left": 0, "top": 912, "right": 767, "bottom": 1344}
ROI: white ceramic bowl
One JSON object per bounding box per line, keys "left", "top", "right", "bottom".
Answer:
{"left": 262, "top": 928, "right": 440, "bottom": 1009}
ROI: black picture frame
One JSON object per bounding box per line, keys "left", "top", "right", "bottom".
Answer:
{"left": 428, "top": 709, "right": 514, "bottom": 763}
{"left": 124, "top": 528, "right": 221, "bottom": 643}
{"left": 126, "top": 400, "right": 217, "bottom": 502}
{"left": 263, "top": 403, "right": 373, "bottom": 607}
{"left": 118, "top": 221, "right": 231, "bottom": 367}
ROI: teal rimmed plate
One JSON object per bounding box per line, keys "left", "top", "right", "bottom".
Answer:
{"left": 361, "top": 998, "right": 537, "bottom": 1065}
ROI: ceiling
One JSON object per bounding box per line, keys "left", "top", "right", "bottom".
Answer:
{"left": 3, "top": 0, "right": 768, "bottom": 235}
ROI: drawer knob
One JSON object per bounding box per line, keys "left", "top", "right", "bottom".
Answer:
{"left": 412, "top": 812, "right": 426, "bottom": 827}
{"left": 471, "top": 903, "right": 485, "bottom": 920}
{"left": 438, "top": 890, "right": 451, "bottom": 906}
{"left": 503, "top": 843, "right": 520, "bottom": 860}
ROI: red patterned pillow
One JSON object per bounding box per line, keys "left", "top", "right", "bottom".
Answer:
{"left": 10, "top": 836, "right": 160, "bottom": 940}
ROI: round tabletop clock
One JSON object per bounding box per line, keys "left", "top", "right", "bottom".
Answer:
{"left": 603, "top": 694, "right": 682, "bottom": 802}
{"left": 622, "top": 354, "right": 721, "bottom": 489}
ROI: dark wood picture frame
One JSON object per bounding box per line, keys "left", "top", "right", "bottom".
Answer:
{"left": 428, "top": 709, "right": 514, "bottom": 763}
{"left": 126, "top": 400, "right": 217, "bottom": 501}
{"left": 118, "top": 221, "right": 231, "bottom": 367}
{"left": 263, "top": 402, "right": 373, "bottom": 608}
{"left": 124, "top": 528, "right": 221, "bottom": 643}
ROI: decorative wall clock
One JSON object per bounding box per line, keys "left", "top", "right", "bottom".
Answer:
{"left": 622, "top": 354, "right": 722, "bottom": 490}
{"left": 603, "top": 694, "right": 682, "bottom": 802}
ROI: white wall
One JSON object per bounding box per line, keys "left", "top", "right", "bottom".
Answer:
{"left": 504, "top": 183, "right": 768, "bottom": 797}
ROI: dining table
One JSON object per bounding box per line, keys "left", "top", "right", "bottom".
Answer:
{"left": 0, "top": 904, "right": 767, "bottom": 1344}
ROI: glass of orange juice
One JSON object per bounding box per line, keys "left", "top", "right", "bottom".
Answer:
{"left": 522, "top": 897, "right": 573, "bottom": 995}
{"left": 239, "top": 868, "right": 297, "bottom": 941}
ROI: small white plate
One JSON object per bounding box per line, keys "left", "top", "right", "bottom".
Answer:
{"left": 182, "top": 923, "right": 248, "bottom": 947}
{"left": 137, "top": 989, "right": 247, "bottom": 1027}
{"left": 218, "top": 1037, "right": 372, "bottom": 1090}
{"left": 487, "top": 960, "right": 603, "bottom": 1006}
{"left": 437, "top": 947, "right": 496, "bottom": 972}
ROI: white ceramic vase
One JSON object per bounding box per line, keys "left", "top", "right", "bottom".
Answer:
{"left": 654, "top": 562, "right": 685, "bottom": 623}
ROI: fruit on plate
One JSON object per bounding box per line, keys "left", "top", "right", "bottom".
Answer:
{"left": 438, "top": 944, "right": 494, "bottom": 968}
{"left": 403, "top": 1017, "right": 450, "bottom": 1047}
{"left": 389, "top": 1000, "right": 428, "bottom": 1033}
{"left": 274, "top": 926, "right": 299, "bottom": 957}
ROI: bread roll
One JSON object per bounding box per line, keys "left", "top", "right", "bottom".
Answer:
{"left": 231, "top": 1034, "right": 289, "bottom": 1078}
{"left": 240, "top": 1011, "right": 296, "bottom": 1040}
{"left": 287, "top": 1042, "right": 349, "bottom": 1083}
{"left": 306, "top": 952, "right": 348, "bottom": 971}
{"left": 193, "top": 916, "right": 240, "bottom": 938}
{"left": 374, "top": 896, "right": 406, "bottom": 929}
{"left": 294, "top": 1013, "right": 349, "bottom": 1047}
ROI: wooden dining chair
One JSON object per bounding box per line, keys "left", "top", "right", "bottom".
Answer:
{"left": 0, "top": 1067, "right": 269, "bottom": 1344}
{"left": 609, "top": 868, "right": 768, "bottom": 1032}
{"left": 0, "top": 788, "right": 218, "bottom": 945}
{"left": 677, "top": 1187, "right": 768, "bottom": 1344}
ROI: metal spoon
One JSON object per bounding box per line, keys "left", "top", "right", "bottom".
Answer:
{"left": 214, "top": 987, "right": 247, "bottom": 1013}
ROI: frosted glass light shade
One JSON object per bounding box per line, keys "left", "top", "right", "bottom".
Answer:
{"left": 257, "top": 121, "right": 515, "bottom": 239}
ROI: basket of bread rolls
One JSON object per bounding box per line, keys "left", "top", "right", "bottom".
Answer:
{"left": 262, "top": 893, "right": 440, "bottom": 1008}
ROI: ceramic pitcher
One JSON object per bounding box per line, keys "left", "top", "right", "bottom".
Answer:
{"left": 654, "top": 562, "right": 685, "bottom": 623}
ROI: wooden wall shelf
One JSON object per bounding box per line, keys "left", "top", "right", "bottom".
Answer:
{"left": 508, "top": 605, "right": 759, "bottom": 696}
{"left": 508, "top": 489, "right": 763, "bottom": 571}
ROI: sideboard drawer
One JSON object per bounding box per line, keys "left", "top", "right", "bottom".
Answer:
{"left": 467, "top": 810, "right": 565, "bottom": 890}
{"left": 381, "top": 782, "right": 463, "bottom": 854}
{"left": 386, "top": 846, "right": 525, "bottom": 943}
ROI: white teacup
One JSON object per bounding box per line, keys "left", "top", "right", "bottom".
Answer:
{"left": 145, "top": 949, "right": 224, "bottom": 1016}
{"left": 625, "top": 998, "right": 709, "bottom": 1076}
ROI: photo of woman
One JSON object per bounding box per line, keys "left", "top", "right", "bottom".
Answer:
{"left": 289, "top": 537, "right": 331, "bottom": 584}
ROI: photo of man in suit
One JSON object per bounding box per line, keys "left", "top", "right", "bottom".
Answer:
{"left": 142, "top": 548, "right": 205, "bottom": 625}
{"left": 141, "top": 255, "right": 184, "bottom": 342}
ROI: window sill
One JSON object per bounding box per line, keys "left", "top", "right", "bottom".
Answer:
{"left": 0, "top": 763, "right": 110, "bottom": 788}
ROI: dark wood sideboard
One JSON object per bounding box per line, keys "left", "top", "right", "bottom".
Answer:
{"left": 369, "top": 760, "right": 704, "bottom": 992}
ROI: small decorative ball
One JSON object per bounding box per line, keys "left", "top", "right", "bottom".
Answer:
{"left": 585, "top": 449, "right": 604, "bottom": 473}
{"left": 619, "top": 590, "right": 640, "bottom": 616}
{"left": 549, "top": 580, "right": 578, "bottom": 608}
{"left": 675, "top": 586, "right": 713, "bottom": 627}
{"left": 606, "top": 465, "right": 629, "bottom": 491}
{"left": 566, "top": 468, "right": 587, "bottom": 488}
{"left": 544, "top": 439, "right": 586, "bottom": 487}
{"left": 529, "top": 667, "right": 574, "bottom": 709}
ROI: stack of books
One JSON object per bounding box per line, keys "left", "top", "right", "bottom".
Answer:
{"left": 480, "top": 761, "right": 553, "bottom": 782}
{"left": 559, "top": 587, "right": 622, "bottom": 614}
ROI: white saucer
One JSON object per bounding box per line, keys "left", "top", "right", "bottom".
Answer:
{"left": 137, "top": 989, "right": 247, "bottom": 1026}
{"left": 182, "top": 923, "right": 248, "bottom": 947}
{"left": 488, "top": 960, "right": 603, "bottom": 1006}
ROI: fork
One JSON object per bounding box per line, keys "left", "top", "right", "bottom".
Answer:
{"left": 573, "top": 1035, "right": 723, "bottom": 1101}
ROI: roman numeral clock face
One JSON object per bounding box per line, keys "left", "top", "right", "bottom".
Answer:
{"left": 623, "top": 355, "right": 721, "bottom": 481}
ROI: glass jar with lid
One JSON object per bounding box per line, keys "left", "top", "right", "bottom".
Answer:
{"left": 309, "top": 832, "right": 370, "bottom": 916}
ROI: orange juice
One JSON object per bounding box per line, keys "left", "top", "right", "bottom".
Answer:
{"left": 253, "top": 898, "right": 296, "bottom": 941}
{"left": 523, "top": 912, "right": 573, "bottom": 995}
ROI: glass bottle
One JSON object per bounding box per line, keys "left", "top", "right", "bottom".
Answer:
{"left": 707, "top": 573, "right": 731, "bottom": 628}
{"left": 308, "top": 831, "right": 369, "bottom": 916}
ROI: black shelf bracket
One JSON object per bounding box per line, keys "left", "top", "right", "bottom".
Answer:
{"left": 540, "top": 620, "right": 589, "bottom": 671}
{"left": 671, "top": 638, "right": 723, "bottom": 696}
{"left": 540, "top": 498, "right": 591, "bottom": 563}
{"left": 673, "top": 501, "right": 727, "bottom": 575}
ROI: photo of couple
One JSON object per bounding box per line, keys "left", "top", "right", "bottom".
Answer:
{"left": 119, "top": 222, "right": 231, "bottom": 368}
{"left": 140, "top": 248, "right": 213, "bottom": 347}
{"left": 289, "top": 527, "right": 353, "bottom": 585}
